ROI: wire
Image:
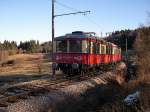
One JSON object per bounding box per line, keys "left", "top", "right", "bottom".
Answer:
{"left": 55, "top": 0, "right": 102, "bottom": 33}
{"left": 86, "top": 16, "right": 102, "bottom": 29}
{"left": 55, "top": 0, "right": 78, "bottom": 12}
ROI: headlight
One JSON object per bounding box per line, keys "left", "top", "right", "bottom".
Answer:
{"left": 72, "top": 63, "right": 79, "bottom": 69}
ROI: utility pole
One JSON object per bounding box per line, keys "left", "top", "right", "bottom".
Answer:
{"left": 51, "top": 0, "right": 55, "bottom": 78}
{"left": 125, "top": 36, "right": 128, "bottom": 62}
{"left": 51, "top": 0, "right": 90, "bottom": 77}
{"left": 52, "top": 0, "right": 54, "bottom": 57}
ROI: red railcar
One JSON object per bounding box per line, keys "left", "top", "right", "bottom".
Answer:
{"left": 52, "top": 31, "right": 121, "bottom": 76}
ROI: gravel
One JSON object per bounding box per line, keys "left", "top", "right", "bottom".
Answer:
{"left": 7, "top": 96, "right": 52, "bottom": 112}
{"left": 60, "top": 75, "right": 109, "bottom": 96}
{"left": 6, "top": 74, "right": 115, "bottom": 112}
{"left": 0, "top": 108, "right": 6, "bottom": 112}
{"left": 6, "top": 62, "right": 126, "bottom": 112}
{"left": 6, "top": 90, "right": 68, "bottom": 112}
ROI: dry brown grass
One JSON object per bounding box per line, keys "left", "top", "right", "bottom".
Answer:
{"left": 96, "top": 82, "right": 150, "bottom": 112}
{"left": 0, "top": 51, "right": 8, "bottom": 62}
{"left": 94, "top": 27, "right": 150, "bottom": 112}
{"left": 134, "top": 27, "right": 150, "bottom": 82}
{"left": 0, "top": 53, "right": 52, "bottom": 76}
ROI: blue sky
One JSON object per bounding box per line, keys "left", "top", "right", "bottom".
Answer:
{"left": 0, "top": 0, "right": 150, "bottom": 43}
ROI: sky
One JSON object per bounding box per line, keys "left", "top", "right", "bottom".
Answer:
{"left": 0, "top": 0, "right": 150, "bottom": 43}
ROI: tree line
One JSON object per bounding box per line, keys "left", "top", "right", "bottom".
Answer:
{"left": 0, "top": 40, "right": 52, "bottom": 55}
{"left": 105, "top": 29, "right": 137, "bottom": 50}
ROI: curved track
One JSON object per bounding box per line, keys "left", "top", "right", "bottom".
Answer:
{"left": 0, "top": 64, "right": 114, "bottom": 108}
{"left": 0, "top": 78, "right": 73, "bottom": 107}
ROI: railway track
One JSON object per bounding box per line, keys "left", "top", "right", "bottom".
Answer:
{"left": 0, "top": 78, "right": 76, "bottom": 108}
{"left": 0, "top": 75, "right": 94, "bottom": 108}
{"left": 0, "top": 65, "right": 114, "bottom": 108}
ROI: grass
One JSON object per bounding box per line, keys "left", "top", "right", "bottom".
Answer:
{"left": 0, "top": 53, "right": 52, "bottom": 76}
{"left": 95, "top": 27, "right": 150, "bottom": 112}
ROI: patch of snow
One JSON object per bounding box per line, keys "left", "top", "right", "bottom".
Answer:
{"left": 124, "top": 91, "right": 140, "bottom": 106}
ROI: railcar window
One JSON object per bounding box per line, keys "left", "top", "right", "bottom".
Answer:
{"left": 110, "top": 47, "right": 112, "bottom": 54}
{"left": 101, "top": 45, "right": 106, "bottom": 54}
{"left": 82, "top": 40, "right": 88, "bottom": 53}
{"left": 106, "top": 46, "right": 111, "bottom": 54}
{"left": 109, "top": 46, "right": 112, "bottom": 54}
{"left": 119, "top": 48, "right": 121, "bottom": 54}
{"left": 115, "top": 48, "right": 117, "bottom": 54}
{"left": 112, "top": 47, "right": 115, "bottom": 54}
{"left": 90, "top": 42, "right": 93, "bottom": 54}
{"left": 96, "top": 43, "right": 99, "bottom": 54}
{"left": 96, "top": 43, "right": 101, "bottom": 54}
{"left": 90, "top": 42, "right": 97, "bottom": 54}
{"left": 56, "top": 40, "right": 67, "bottom": 53}
{"left": 69, "top": 40, "right": 82, "bottom": 53}
{"left": 93, "top": 42, "right": 97, "bottom": 54}
{"left": 116, "top": 49, "right": 118, "bottom": 54}
{"left": 106, "top": 46, "right": 109, "bottom": 54}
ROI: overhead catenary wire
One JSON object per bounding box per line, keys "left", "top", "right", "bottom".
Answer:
{"left": 55, "top": 1, "right": 90, "bottom": 17}
{"left": 55, "top": 11, "right": 90, "bottom": 17}
{"left": 85, "top": 15, "right": 102, "bottom": 30}
{"left": 55, "top": 0, "right": 102, "bottom": 35}
{"left": 55, "top": 0, "right": 78, "bottom": 12}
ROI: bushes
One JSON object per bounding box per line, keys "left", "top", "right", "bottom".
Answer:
{"left": 1, "top": 60, "right": 16, "bottom": 67}
{"left": 18, "top": 40, "right": 41, "bottom": 53}
{"left": 0, "top": 51, "right": 8, "bottom": 62}
{"left": 105, "top": 29, "right": 137, "bottom": 50}
{"left": 95, "top": 27, "right": 150, "bottom": 112}
{"left": 134, "top": 27, "right": 150, "bottom": 81}
{"left": 0, "top": 40, "right": 52, "bottom": 55}
{"left": 0, "top": 40, "right": 18, "bottom": 56}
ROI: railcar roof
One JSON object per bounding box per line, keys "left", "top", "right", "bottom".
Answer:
{"left": 54, "top": 31, "right": 104, "bottom": 41}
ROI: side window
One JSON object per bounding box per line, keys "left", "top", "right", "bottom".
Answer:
{"left": 116, "top": 49, "right": 118, "bottom": 55}
{"left": 96, "top": 43, "right": 100, "bottom": 54}
{"left": 101, "top": 44, "right": 106, "bottom": 54}
{"left": 114, "top": 48, "right": 116, "bottom": 55}
{"left": 90, "top": 41, "right": 97, "bottom": 54}
{"left": 82, "top": 40, "right": 88, "bottom": 53}
{"left": 99, "top": 44, "right": 101, "bottom": 54}
{"left": 106, "top": 46, "right": 109, "bottom": 54}
{"left": 110, "top": 46, "right": 112, "bottom": 54}
{"left": 109, "top": 46, "right": 112, "bottom": 54}
{"left": 116, "top": 48, "right": 118, "bottom": 55}
{"left": 69, "top": 40, "right": 82, "bottom": 53}
{"left": 93, "top": 42, "right": 97, "bottom": 54}
{"left": 56, "top": 40, "right": 67, "bottom": 53}
{"left": 112, "top": 47, "right": 115, "bottom": 54}
{"left": 106, "top": 45, "right": 111, "bottom": 54}
{"left": 90, "top": 42, "right": 93, "bottom": 54}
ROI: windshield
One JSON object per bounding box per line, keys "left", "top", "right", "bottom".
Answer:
{"left": 56, "top": 40, "right": 67, "bottom": 53}
{"left": 55, "top": 40, "right": 88, "bottom": 53}
{"left": 69, "top": 40, "right": 82, "bottom": 53}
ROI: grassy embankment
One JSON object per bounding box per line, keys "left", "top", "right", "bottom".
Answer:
{"left": 95, "top": 27, "right": 150, "bottom": 112}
